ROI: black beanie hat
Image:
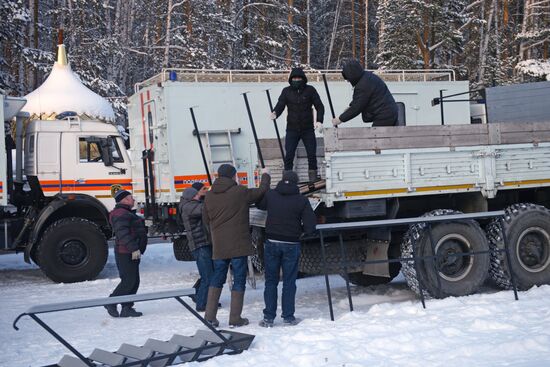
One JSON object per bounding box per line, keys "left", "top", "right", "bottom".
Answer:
{"left": 217, "top": 164, "right": 237, "bottom": 178}
{"left": 282, "top": 170, "right": 299, "bottom": 184}
{"left": 114, "top": 190, "right": 131, "bottom": 203}
{"left": 191, "top": 182, "right": 205, "bottom": 191}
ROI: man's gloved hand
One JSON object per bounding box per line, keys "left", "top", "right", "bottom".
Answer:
{"left": 131, "top": 250, "right": 141, "bottom": 260}
{"left": 314, "top": 121, "right": 323, "bottom": 133}
{"left": 261, "top": 167, "right": 270, "bottom": 175}
{"left": 332, "top": 117, "right": 342, "bottom": 127}
{"left": 270, "top": 112, "right": 277, "bottom": 120}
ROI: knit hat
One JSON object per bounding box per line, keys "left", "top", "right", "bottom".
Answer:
{"left": 282, "top": 170, "right": 299, "bottom": 184}
{"left": 182, "top": 187, "right": 198, "bottom": 200}
{"left": 217, "top": 164, "right": 237, "bottom": 178}
{"left": 114, "top": 190, "right": 131, "bottom": 203}
{"left": 191, "top": 182, "right": 205, "bottom": 191}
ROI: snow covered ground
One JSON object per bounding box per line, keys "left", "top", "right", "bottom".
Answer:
{"left": 1, "top": 242, "right": 550, "bottom": 367}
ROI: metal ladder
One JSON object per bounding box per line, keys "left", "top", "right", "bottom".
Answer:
{"left": 201, "top": 129, "right": 240, "bottom": 172}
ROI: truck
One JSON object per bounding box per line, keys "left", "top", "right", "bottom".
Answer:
{"left": 127, "top": 68, "right": 550, "bottom": 298}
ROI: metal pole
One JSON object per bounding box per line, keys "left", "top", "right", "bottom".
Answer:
{"left": 319, "top": 230, "right": 335, "bottom": 321}
{"left": 322, "top": 74, "right": 337, "bottom": 128}
{"left": 141, "top": 149, "right": 151, "bottom": 217}
{"left": 439, "top": 89, "right": 445, "bottom": 125}
{"left": 265, "top": 89, "right": 285, "bottom": 161}
{"left": 189, "top": 107, "right": 212, "bottom": 185}
{"left": 242, "top": 92, "right": 265, "bottom": 168}
{"left": 500, "top": 218, "right": 519, "bottom": 300}
{"left": 338, "top": 233, "right": 354, "bottom": 312}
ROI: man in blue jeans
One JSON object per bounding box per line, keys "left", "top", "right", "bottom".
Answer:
{"left": 203, "top": 164, "right": 270, "bottom": 327}
{"left": 271, "top": 67, "right": 325, "bottom": 182}
{"left": 178, "top": 187, "right": 213, "bottom": 312}
{"left": 256, "top": 170, "right": 316, "bottom": 327}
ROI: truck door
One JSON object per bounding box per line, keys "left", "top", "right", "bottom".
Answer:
{"left": 36, "top": 132, "right": 62, "bottom": 193}
{"left": 74, "top": 135, "right": 132, "bottom": 209}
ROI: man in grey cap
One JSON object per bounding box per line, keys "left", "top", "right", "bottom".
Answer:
{"left": 202, "top": 164, "right": 270, "bottom": 327}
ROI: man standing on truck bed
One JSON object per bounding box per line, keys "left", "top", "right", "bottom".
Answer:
{"left": 202, "top": 164, "right": 271, "bottom": 327}
{"left": 332, "top": 59, "right": 398, "bottom": 127}
{"left": 271, "top": 67, "right": 325, "bottom": 183}
{"left": 106, "top": 190, "right": 147, "bottom": 318}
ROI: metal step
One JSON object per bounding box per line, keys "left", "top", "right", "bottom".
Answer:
{"left": 89, "top": 348, "right": 126, "bottom": 366}
{"left": 143, "top": 339, "right": 181, "bottom": 367}
{"left": 169, "top": 334, "right": 215, "bottom": 360}
{"left": 115, "top": 343, "right": 153, "bottom": 361}
{"left": 57, "top": 355, "right": 95, "bottom": 367}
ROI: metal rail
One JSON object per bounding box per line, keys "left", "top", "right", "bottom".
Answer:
{"left": 315, "top": 210, "right": 519, "bottom": 321}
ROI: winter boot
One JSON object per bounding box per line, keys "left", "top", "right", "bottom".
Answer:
{"left": 205, "top": 287, "right": 222, "bottom": 327}
{"left": 308, "top": 170, "right": 318, "bottom": 183}
{"left": 104, "top": 304, "right": 119, "bottom": 318}
{"left": 120, "top": 306, "right": 143, "bottom": 318}
{"left": 229, "top": 291, "right": 249, "bottom": 327}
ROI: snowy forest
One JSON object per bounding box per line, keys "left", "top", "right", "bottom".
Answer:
{"left": 1, "top": 0, "right": 550, "bottom": 121}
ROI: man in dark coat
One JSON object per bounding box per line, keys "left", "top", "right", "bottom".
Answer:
{"left": 271, "top": 67, "right": 325, "bottom": 182}
{"left": 106, "top": 190, "right": 147, "bottom": 318}
{"left": 332, "top": 59, "right": 398, "bottom": 127}
{"left": 256, "top": 171, "right": 316, "bottom": 327}
{"left": 202, "top": 164, "right": 270, "bottom": 327}
{"left": 179, "top": 187, "right": 213, "bottom": 312}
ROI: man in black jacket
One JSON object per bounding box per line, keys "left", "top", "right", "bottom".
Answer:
{"left": 106, "top": 190, "right": 147, "bottom": 318}
{"left": 178, "top": 186, "right": 213, "bottom": 312}
{"left": 271, "top": 67, "right": 325, "bottom": 182}
{"left": 256, "top": 170, "right": 316, "bottom": 327}
{"left": 332, "top": 59, "right": 398, "bottom": 127}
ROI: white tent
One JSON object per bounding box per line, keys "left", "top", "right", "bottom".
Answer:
{"left": 23, "top": 45, "right": 115, "bottom": 122}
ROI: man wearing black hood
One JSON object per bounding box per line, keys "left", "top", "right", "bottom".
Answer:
{"left": 271, "top": 67, "right": 325, "bottom": 182}
{"left": 332, "top": 59, "right": 398, "bottom": 127}
{"left": 256, "top": 171, "right": 316, "bottom": 327}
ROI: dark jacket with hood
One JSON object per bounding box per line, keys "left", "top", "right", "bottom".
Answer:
{"left": 257, "top": 179, "right": 316, "bottom": 243}
{"left": 110, "top": 203, "right": 147, "bottom": 254}
{"left": 339, "top": 60, "right": 398, "bottom": 126}
{"left": 273, "top": 68, "right": 325, "bottom": 131}
{"left": 203, "top": 173, "right": 271, "bottom": 260}
{"left": 178, "top": 188, "right": 210, "bottom": 252}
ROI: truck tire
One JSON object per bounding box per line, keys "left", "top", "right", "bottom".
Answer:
{"left": 173, "top": 236, "right": 194, "bottom": 261}
{"left": 401, "top": 209, "right": 490, "bottom": 298}
{"left": 250, "top": 226, "right": 265, "bottom": 273}
{"left": 299, "top": 240, "right": 365, "bottom": 275}
{"left": 36, "top": 218, "right": 108, "bottom": 283}
{"left": 486, "top": 203, "right": 550, "bottom": 290}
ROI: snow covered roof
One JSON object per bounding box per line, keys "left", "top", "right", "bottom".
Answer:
{"left": 23, "top": 45, "right": 115, "bottom": 122}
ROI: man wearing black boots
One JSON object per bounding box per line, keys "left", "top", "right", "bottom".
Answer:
{"left": 105, "top": 190, "right": 147, "bottom": 318}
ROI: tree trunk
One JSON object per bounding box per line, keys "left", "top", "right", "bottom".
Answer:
{"left": 307, "top": 0, "right": 311, "bottom": 66}
{"left": 163, "top": 0, "right": 174, "bottom": 68}
{"left": 287, "top": 0, "right": 294, "bottom": 66}
{"left": 351, "top": 0, "right": 356, "bottom": 59}
{"left": 359, "top": 0, "right": 365, "bottom": 67}
{"left": 479, "top": 0, "right": 496, "bottom": 83}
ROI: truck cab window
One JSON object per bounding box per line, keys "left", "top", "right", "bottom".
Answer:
{"left": 79, "top": 137, "right": 123, "bottom": 163}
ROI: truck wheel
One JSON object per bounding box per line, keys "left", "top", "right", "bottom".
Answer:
{"left": 486, "top": 203, "right": 550, "bottom": 290}
{"left": 250, "top": 226, "right": 265, "bottom": 273}
{"left": 36, "top": 218, "right": 108, "bottom": 283}
{"left": 401, "top": 209, "right": 490, "bottom": 298}
{"left": 173, "top": 236, "right": 194, "bottom": 261}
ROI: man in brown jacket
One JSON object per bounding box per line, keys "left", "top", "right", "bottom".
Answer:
{"left": 203, "top": 164, "right": 270, "bottom": 327}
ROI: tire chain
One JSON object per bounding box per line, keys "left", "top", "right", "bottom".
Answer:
{"left": 485, "top": 202, "right": 547, "bottom": 290}
{"left": 400, "top": 209, "right": 461, "bottom": 298}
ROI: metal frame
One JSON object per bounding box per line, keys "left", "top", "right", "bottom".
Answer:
{"left": 316, "top": 211, "right": 519, "bottom": 321}
{"left": 13, "top": 289, "right": 253, "bottom": 366}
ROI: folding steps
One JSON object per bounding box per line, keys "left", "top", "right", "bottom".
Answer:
{"left": 54, "top": 329, "right": 254, "bottom": 366}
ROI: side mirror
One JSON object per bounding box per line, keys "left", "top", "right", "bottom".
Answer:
{"left": 99, "top": 138, "right": 114, "bottom": 167}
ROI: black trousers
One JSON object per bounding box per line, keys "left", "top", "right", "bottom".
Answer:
{"left": 110, "top": 252, "right": 140, "bottom": 308}
{"left": 284, "top": 128, "right": 317, "bottom": 171}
